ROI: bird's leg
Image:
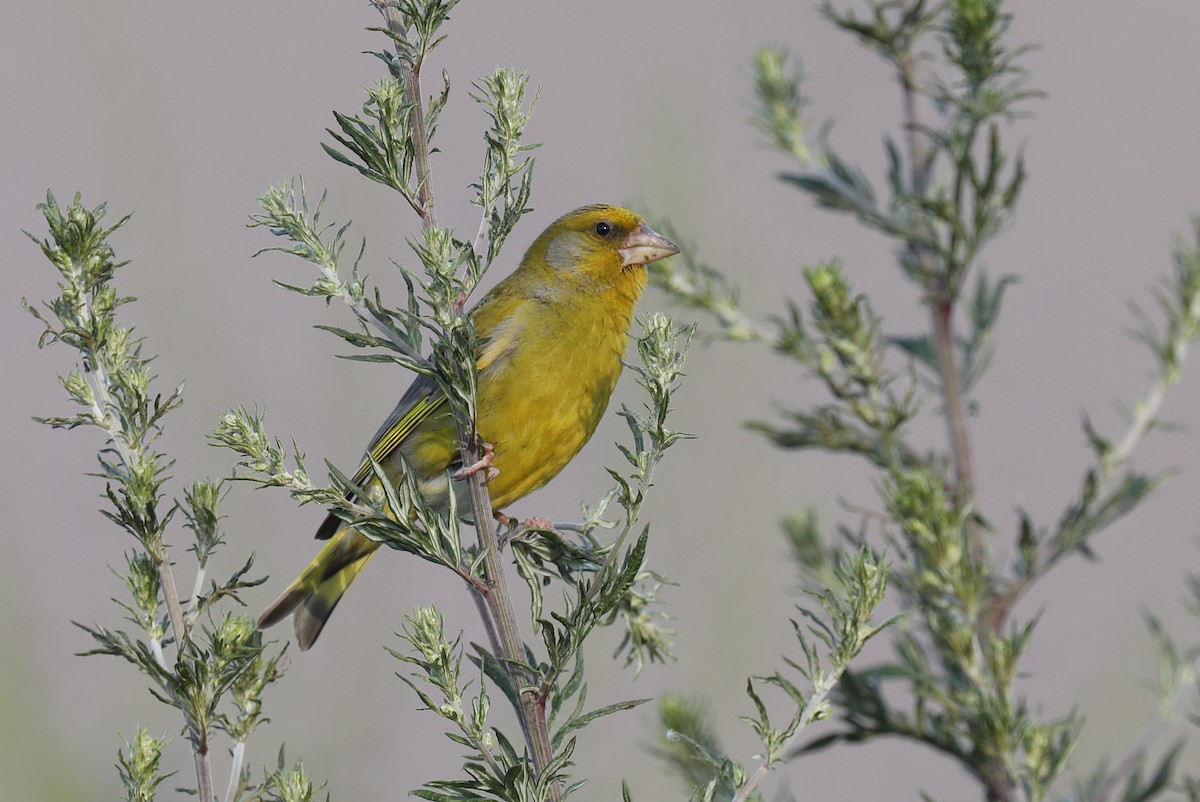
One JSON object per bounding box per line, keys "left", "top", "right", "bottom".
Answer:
{"left": 453, "top": 441, "right": 500, "bottom": 482}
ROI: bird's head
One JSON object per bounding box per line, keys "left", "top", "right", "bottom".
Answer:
{"left": 528, "top": 205, "right": 679, "bottom": 294}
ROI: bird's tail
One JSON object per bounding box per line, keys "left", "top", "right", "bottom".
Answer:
{"left": 258, "top": 521, "right": 381, "bottom": 650}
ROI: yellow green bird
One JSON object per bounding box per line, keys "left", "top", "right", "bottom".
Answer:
{"left": 258, "top": 205, "right": 679, "bottom": 649}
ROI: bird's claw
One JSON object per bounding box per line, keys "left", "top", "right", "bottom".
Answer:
{"left": 453, "top": 442, "right": 500, "bottom": 482}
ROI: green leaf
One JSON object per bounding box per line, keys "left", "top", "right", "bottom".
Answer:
{"left": 1121, "top": 739, "right": 1185, "bottom": 802}
{"left": 554, "top": 698, "right": 650, "bottom": 747}
{"left": 469, "top": 643, "right": 522, "bottom": 718}
{"left": 889, "top": 334, "right": 937, "bottom": 370}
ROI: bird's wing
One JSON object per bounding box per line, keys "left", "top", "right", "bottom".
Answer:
{"left": 348, "top": 308, "right": 524, "bottom": 488}
{"left": 350, "top": 374, "right": 443, "bottom": 487}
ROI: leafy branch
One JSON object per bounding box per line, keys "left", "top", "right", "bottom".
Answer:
{"left": 26, "top": 192, "right": 295, "bottom": 802}
{"left": 224, "top": 3, "right": 692, "bottom": 800}
{"left": 653, "top": 550, "right": 892, "bottom": 802}
{"left": 1003, "top": 222, "right": 1200, "bottom": 615}
{"left": 649, "top": 3, "right": 1200, "bottom": 802}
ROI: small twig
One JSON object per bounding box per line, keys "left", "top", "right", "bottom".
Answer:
{"left": 532, "top": 425, "right": 670, "bottom": 703}
{"left": 1110, "top": 382, "right": 1168, "bottom": 469}
{"left": 998, "top": 373, "right": 1178, "bottom": 620}
{"left": 731, "top": 673, "right": 840, "bottom": 802}
{"left": 471, "top": 206, "right": 490, "bottom": 265}
{"left": 581, "top": 470, "right": 653, "bottom": 612}
{"left": 302, "top": 240, "right": 430, "bottom": 368}
{"left": 151, "top": 553, "right": 189, "bottom": 664}
{"left": 185, "top": 560, "right": 208, "bottom": 625}
{"left": 836, "top": 496, "right": 898, "bottom": 529}
{"left": 375, "top": 2, "right": 437, "bottom": 229}
{"left": 224, "top": 741, "right": 246, "bottom": 802}
{"left": 473, "top": 731, "right": 508, "bottom": 782}
{"left": 578, "top": 397, "right": 680, "bottom": 631}
{"left": 1087, "top": 639, "right": 1196, "bottom": 802}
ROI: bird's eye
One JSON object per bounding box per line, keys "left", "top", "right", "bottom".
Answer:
{"left": 594, "top": 221, "right": 612, "bottom": 237}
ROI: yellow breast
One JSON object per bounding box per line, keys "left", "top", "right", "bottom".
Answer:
{"left": 475, "top": 284, "right": 637, "bottom": 509}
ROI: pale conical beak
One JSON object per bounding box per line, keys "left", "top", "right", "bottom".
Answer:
{"left": 619, "top": 223, "right": 680, "bottom": 267}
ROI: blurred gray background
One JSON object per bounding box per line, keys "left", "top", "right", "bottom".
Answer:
{"left": 4, "top": 2, "right": 1200, "bottom": 800}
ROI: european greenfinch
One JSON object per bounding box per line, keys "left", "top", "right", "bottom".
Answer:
{"left": 259, "top": 205, "right": 679, "bottom": 649}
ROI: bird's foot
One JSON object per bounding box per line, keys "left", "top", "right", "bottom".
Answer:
{"left": 453, "top": 442, "right": 499, "bottom": 482}
{"left": 493, "top": 511, "right": 555, "bottom": 531}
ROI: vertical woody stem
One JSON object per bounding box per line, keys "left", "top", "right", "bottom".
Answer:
{"left": 898, "top": 54, "right": 977, "bottom": 525}
{"left": 898, "top": 49, "right": 1011, "bottom": 802}
{"left": 372, "top": 3, "right": 559, "bottom": 796}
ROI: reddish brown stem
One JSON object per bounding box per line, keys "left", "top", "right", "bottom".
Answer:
{"left": 371, "top": 4, "right": 557, "bottom": 795}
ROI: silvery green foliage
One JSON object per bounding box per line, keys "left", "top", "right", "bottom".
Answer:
{"left": 27, "top": 193, "right": 299, "bottom": 802}
{"left": 650, "top": 2, "right": 1200, "bottom": 802}
{"left": 656, "top": 550, "right": 892, "bottom": 802}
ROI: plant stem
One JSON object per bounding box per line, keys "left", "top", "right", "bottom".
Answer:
{"left": 461, "top": 450, "right": 558, "bottom": 797}
{"left": 83, "top": 364, "right": 214, "bottom": 802}
{"left": 224, "top": 740, "right": 246, "bottom": 802}
{"left": 372, "top": 3, "right": 557, "bottom": 795}
{"left": 375, "top": 2, "right": 437, "bottom": 228}
{"left": 1110, "top": 381, "right": 1168, "bottom": 469}
{"left": 997, "top": 372, "right": 1176, "bottom": 621}
{"left": 930, "top": 298, "right": 976, "bottom": 514}
{"left": 897, "top": 49, "right": 1012, "bottom": 802}
{"left": 186, "top": 558, "right": 208, "bottom": 626}
{"left": 151, "top": 497, "right": 214, "bottom": 802}
{"left": 467, "top": 580, "right": 503, "bottom": 663}
{"left": 582, "top": 449, "right": 661, "bottom": 610}
{"left": 731, "top": 672, "right": 840, "bottom": 802}
{"left": 193, "top": 747, "right": 214, "bottom": 802}
{"left": 536, "top": 466, "right": 656, "bottom": 702}
{"left": 405, "top": 64, "right": 436, "bottom": 227}
{"left": 897, "top": 54, "right": 977, "bottom": 527}
{"left": 85, "top": 369, "right": 193, "bottom": 652}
